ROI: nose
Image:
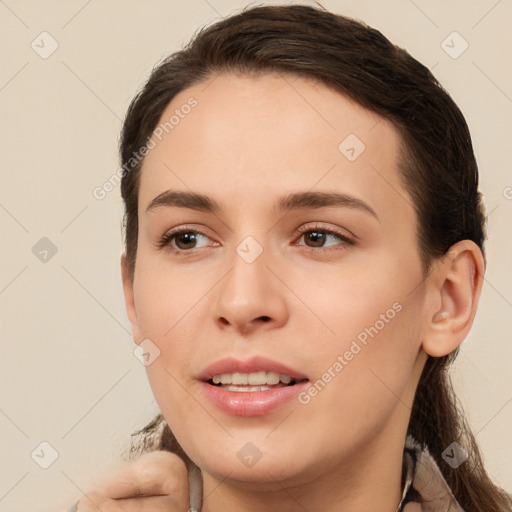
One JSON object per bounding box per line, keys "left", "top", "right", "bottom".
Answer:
{"left": 213, "top": 241, "right": 289, "bottom": 336}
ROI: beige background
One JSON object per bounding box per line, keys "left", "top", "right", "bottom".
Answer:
{"left": 1, "top": 0, "right": 511, "bottom": 510}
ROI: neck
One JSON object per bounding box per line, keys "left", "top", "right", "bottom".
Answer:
{"left": 199, "top": 426, "right": 406, "bottom": 512}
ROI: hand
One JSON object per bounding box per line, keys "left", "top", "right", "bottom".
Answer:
{"left": 71, "top": 451, "right": 190, "bottom": 511}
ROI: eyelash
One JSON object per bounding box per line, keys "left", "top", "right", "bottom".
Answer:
{"left": 156, "top": 223, "right": 356, "bottom": 255}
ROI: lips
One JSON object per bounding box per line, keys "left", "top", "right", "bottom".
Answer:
{"left": 197, "top": 356, "right": 310, "bottom": 416}
{"left": 197, "top": 356, "right": 309, "bottom": 383}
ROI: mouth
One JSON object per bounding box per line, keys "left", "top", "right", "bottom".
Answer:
{"left": 207, "top": 371, "right": 307, "bottom": 392}
{"left": 197, "top": 357, "right": 310, "bottom": 416}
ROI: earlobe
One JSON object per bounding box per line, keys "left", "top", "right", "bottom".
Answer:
{"left": 422, "top": 240, "right": 485, "bottom": 358}
{"left": 120, "top": 253, "right": 142, "bottom": 344}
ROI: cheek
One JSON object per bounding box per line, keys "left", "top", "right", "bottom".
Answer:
{"left": 302, "top": 294, "right": 424, "bottom": 429}
{"left": 132, "top": 264, "right": 200, "bottom": 404}
{"left": 133, "top": 247, "right": 210, "bottom": 338}
{"left": 295, "top": 255, "right": 425, "bottom": 415}
{"left": 289, "top": 256, "right": 417, "bottom": 350}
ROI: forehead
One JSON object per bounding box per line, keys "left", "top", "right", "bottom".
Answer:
{"left": 138, "top": 72, "right": 411, "bottom": 225}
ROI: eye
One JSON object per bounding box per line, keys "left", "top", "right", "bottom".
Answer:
{"left": 156, "top": 223, "right": 356, "bottom": 255}
{"left": 295, "top": 223, "right": 355, "bottom": 251}
{"left": 156, "top": 226, "right": 216, "bottom": 253}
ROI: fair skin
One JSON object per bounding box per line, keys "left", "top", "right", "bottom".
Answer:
{"left": 81, "top": 72, "right": 483, "bottom": 512}
{"left": 78, "top": 451, "right": 190, "bottom": 511}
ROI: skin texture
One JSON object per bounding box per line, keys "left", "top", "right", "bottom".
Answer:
{"left": 77, "top": 451, "right": 189, "bottom": 511}
{"left": 121, "top": 72, "right": 484, "bottom": 512}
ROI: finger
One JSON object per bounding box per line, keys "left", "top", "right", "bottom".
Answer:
{"left": 87, "top": 451, "right": 189, "bottom": 506}
{"left": 76, "top": 492, "right": 188, "bottom": 512}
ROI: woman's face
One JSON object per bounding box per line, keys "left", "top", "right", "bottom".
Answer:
{"left": 123, "top": 72, "right": 430, "bottom": 487}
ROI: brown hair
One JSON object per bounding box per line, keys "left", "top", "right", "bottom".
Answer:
{"left": 119, "top": 4, "right": 511, "bottom": 510}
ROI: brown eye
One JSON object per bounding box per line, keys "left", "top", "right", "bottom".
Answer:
{"left": 303, "top": 230, "right": 329, "bottom": 248}
{"left": 174, "top": 231, "right": 200, "bottom": 250}
{"left": 296, "top": 225, "right": 355, "bottom": 251}
{"left": 157, "top": 228, "right": 213, "bottom": 253}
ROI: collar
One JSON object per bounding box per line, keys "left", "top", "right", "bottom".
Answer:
{"left": 398, "top": 435, "right": 465, "bottom": 512}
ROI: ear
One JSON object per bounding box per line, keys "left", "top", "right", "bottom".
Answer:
{"left": 121, "top": 253, "right": 143, "bottom": 344}
{"left": 422, "top": 240, "right": 485, "bottom": 357}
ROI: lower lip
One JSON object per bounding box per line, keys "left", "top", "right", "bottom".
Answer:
{"left": 199, "top": 381, "right": 309, "bottom": 416}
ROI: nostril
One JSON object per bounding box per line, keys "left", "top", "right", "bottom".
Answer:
{"left": 259, "top": 316, "right": 271, "bottom": 322}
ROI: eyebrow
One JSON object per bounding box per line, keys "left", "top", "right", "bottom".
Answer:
{"left": 146, "top": 189, "right": 378, "bottom": 220}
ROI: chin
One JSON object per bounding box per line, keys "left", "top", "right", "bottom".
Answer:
{"left": 187, "top": 438, "right": 321, "bottom": 487}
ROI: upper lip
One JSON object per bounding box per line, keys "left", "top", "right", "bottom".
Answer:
{"left": 197, "top": 356, "right": 309, "bottom": 382}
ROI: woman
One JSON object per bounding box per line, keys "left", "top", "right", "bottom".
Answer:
{"left": 71, "top": 4, "right": 511, "bottom": 511}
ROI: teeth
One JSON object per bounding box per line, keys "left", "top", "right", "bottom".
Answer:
{"left": 227, "top": 385, "right": 270, "bottom": 392}
{"left": 210, "top": 371, "right": 294, "bottom": 386}
{"left": 266, "top": 371, "right": 280, "bottom": 385}
{"left": 232, "top": 372, "right": 248, "bottom": 385}
{"left": 248, "top": 370, "right": 266, "bottom": 385}
{"left": 280, "top": 374, "right": 292, "bottom": 384}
